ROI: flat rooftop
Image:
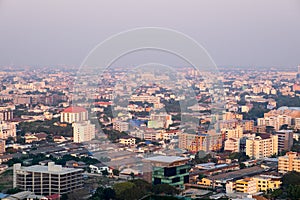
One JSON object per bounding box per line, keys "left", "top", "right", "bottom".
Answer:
{"left": 144, "top": 155, "right": 189, "bottom": 164}
{"left": 16, "top": 164, "right": 83, "bottom": 175}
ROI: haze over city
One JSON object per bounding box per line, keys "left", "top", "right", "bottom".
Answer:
{"left": 0, "top": 1, "right": 300, "bottom": 200}
{"left": 0, "top": 0, "right": 300, "bottom": 68}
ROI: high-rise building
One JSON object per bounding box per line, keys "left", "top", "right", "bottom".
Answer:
{"left": 60, "top": 106, "right": 88, "bottom": 124}
{"left": 275, "top": 130, "right": 294, "bottom": 152}
{"left": 278, "top": 152, "right": 300, "bottom": 173}
{"left": 246, "top": 134, "right": 278, "bottom": 159}
{"left": 13, "top": 162, "right": 83, "bottom": 195}
{"left": 72, "top": 120, "right": 95, "bottom": 143}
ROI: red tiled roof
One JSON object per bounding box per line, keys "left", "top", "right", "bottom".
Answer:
{"left": 62, "top": 106, "right": 87, "bottom": 113}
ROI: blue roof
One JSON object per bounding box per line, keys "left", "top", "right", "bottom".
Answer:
{"left": 0, "top": 193, "right": 8, "bottom": 198}
{"left": 129, "top": 119, "right": 146, "bottom": 127}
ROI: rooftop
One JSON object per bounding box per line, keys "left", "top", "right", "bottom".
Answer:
{"left": 62, "top": 106, "right": 87, "bottom": 113}
{"left": 144, "top": 155, "right": 189, "bottom": 164}
{"left": 15, "top": 162, "right": 83, "bottom": 175}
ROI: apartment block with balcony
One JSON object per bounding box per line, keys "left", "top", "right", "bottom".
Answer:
{"left": 278, "top": 152, "right": 300, "bottom": 173}
{"left": 235, "top": 178, "right": 257, "bottom": 194}
{"left": 246, "top": 134, "right": 278, "bottom": 159}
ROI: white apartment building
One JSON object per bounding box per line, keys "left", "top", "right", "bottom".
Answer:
{"left": 72, "top": 120, "right": 95, "bottom": 143}
{"left": 0, "top": 121, "right": 16, "bottom": 139}
{"left": 257, "top": 115, "right": 292, "bottom": 131}
{"left": 13, "top": 162, "right": 83, "bottom": 195}
{"left": 113, "top": 121, "right": 129, "bottom": 132}
{"left": 246, "top": 134, "right": 278, "bottom": 159}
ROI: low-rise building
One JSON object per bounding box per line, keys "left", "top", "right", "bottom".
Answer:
{"left": 143, "top": 156, "right": 190, "bottom": 188}
{"left": 252, "top": 175, "right": 282, "bottom": 192}
{"left": 119, "top": 136, "right": 136, "bottom": 146}
{"left": 113, "top": 121, "right": 129, "bottom": 132}
{"left": 235, "top": 178, "right": 257, "bottom": 194}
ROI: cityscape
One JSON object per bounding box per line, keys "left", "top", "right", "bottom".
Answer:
{"left": 1, "top": 1, "right": 300, "bottom": 200}
{"left": 0, "top": 65, "right": 299, "bottom": 199}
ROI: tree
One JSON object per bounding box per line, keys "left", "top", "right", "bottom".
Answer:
{"left": 101, "top": 169, "right": 109, "bottom": 176}
{"left": 287, "top": 185, "right": 300, "bottom": 200}
{"left": 229, "top": 152, "right": 249, "bottom": 162}
{"left": 130, "top": 172, "right": 135, "bottom": 180}
{"left": 112, "top": 169, "right": 120, "bottom": 176}
{"left": 282, "top": 171, "right": 300, "bottom": 187}
{"left": 239, "top": 163, "right": 246, "bottom": 169}
{"left": 113, "top": 182, "right": 137, "bottom": 200}
{"left": 152, "top": 184, "right": 179, "bottom": 195}
{"left": 198, "top": 174, "right": 206, "bottom": 181}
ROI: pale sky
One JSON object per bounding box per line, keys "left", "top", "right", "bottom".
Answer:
{"left": 0, "top": 0, "right": 300, "bottom": 68}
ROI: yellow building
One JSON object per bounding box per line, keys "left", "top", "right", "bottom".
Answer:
{"left": 235, "top": 178, "right": 257, "bottom": 194}
{"left": 119, "top": 137, "right": 136, "bottom": 146}
{"left": 197, "top": 177, "right": 212, "bottom": 187}
{"left": 278, "top": 152, "right": 300, "bottom": 173}
{"left": 246, "top": 134, "right": 278, "bottom": 159}
{"left": 253, "top": 175, "right": 282, "bottom": 192}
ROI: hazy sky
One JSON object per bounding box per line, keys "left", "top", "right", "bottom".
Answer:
{"left": 0, "top": 0, "right": 300, "bottom": 68}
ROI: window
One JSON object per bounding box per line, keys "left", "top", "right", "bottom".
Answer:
{"left": 164, "top": 167, "right": 176, "bottom": 177}
{"left": 154, "top": 178, "right": 161, "bottom": 185}
{"left": 172, "top": 177, "right": 180, "bottom": 183}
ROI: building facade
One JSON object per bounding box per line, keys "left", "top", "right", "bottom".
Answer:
{"left": 72, "top": 120, "right": 95, "bottom": 143}
{"left": 235, "top": 178, "right": 257, "bottom": 194}
{"left": 224, "top": 138, "right": 240, "bottom": 152}
{"left": 275, "top": 130, "right": 294, "bottom": 152}
{"left": 278, "top": 152, "right": 300, "bottom": 173}
{"left": 13, "top": 162, "right": 83, "bottom": 195}
{"left": 0, "top": 121, "right": 16, "bottom": 139}
{"left": 113, "top": 121, "right": 129, "bottom": 132}
{"left": 143, "top": 156, "right": 190, "bottom": 188}
{"left": 60, "top": 106, "right": 88, "bottom": 124}
{"left": 0, "top": 139, "right": 5, "bottom": 154}
{"left": 179, "top": 133, "right": 223, "bottom": 153}
{"left": 246, "top": 134, "right": 278, "bottom": 159}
